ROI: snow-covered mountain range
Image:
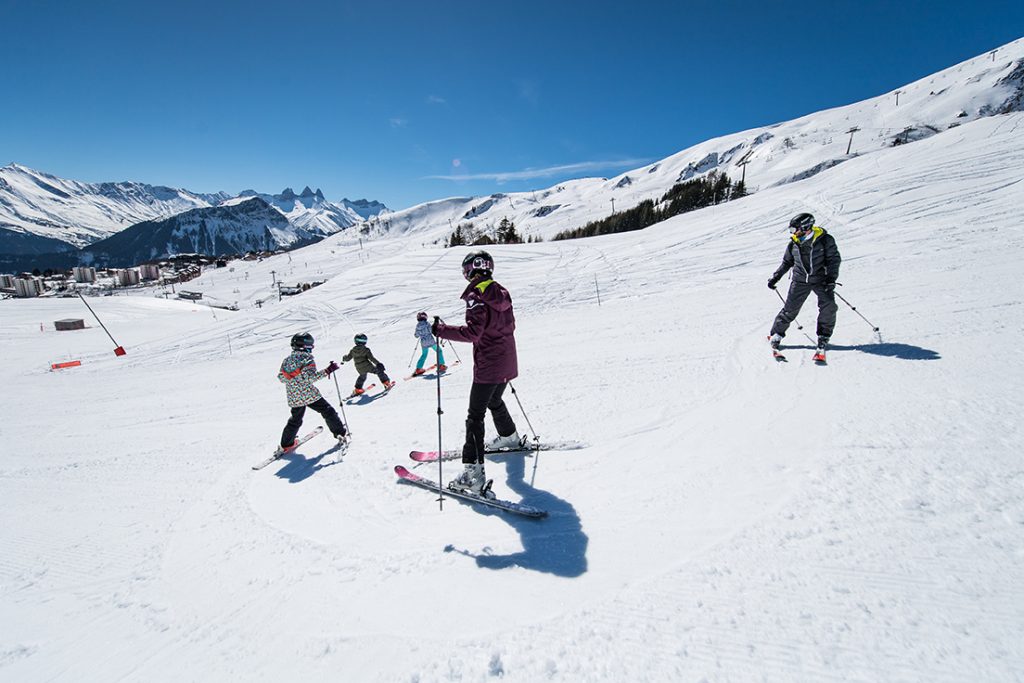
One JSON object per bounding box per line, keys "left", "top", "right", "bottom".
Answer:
{"left": 79, "top": 197, "right": 319, "bottom": 267}
{"left": 235, "top": 187, "right": 386, "bottom": 236}
{"left": 0, "top": 165, "right": 388, "bottom": 265}
{"left": 0, "top": 163, "right": 230, "bottom": 251}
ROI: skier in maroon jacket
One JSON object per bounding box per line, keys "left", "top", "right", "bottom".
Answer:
{"left": 432, "top": 250, "right": 522, "bottom": 495}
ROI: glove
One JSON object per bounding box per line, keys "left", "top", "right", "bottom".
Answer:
{"left": 824, "top": 281, "right": 836, "bottom": 293}
{"left": 376, "top": 362, "right": 386, "bottom": 373}
{"left": 431, "top": 316, "right": 441, "bottom": 336}
{"left": 325, "top": 361, "right": 339, "bottom": 376}
{"left": 767, "top": 277, "right": 779, "bottom": 290}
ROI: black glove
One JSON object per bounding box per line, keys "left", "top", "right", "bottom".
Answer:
{"left": 325, "top": 361, "right": 339, "bottom": 376}
{"left": 431, "top": 316, "right": 441, "bottom": 336}
{"left": 824, "top": 281, "right": 836, "bottom": 293}
{"left": 767, "top": 277, "right": 779, "bottom": 290}
{"left": 376, "top": 362, "right": 386, "bottom": 373}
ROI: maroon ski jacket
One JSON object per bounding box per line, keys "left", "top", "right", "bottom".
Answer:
{"left": 435, "top": 277, "right": 518, "bottom": 384}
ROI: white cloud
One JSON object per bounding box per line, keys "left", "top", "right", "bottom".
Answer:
{"left": 426, "top": 95, "right": 447, "bottom": 105}
{"left": 389, "top": 118, "right": 408, "bottom": 128}
{"left": 425, "top": 159, "right": 649, "bottom": 182}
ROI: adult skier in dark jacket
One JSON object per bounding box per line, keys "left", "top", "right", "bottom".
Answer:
{"left": 433, "top": 250, "right": 521, "bottom": 495}
{"left": 768, "top": 212, "right": 842, "bottom": 351}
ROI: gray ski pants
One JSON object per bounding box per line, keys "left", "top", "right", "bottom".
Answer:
{"left": 770, "top": 281, "right": 838, "bottom": 340}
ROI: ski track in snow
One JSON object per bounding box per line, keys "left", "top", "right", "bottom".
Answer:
{"left": 2, "top": 114, "right": 1024, "bottom": 680}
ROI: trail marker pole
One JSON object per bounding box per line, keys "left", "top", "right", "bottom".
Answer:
{"left": 77, "top": 291, "right": 126, "bottom": 356}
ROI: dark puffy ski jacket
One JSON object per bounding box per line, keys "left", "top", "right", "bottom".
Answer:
{"left": 342, "top": 344, "right": 382, "bottom": 374}
{"left": 435, "top": 278, "right": 518, "bottom": 384}
{"left": 772, "top": 226, "right": 841, "bottom": 285}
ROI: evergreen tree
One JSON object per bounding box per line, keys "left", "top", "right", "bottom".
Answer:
{"left": 448, "top": 226, "right": 465, "bottom": 247}
{"left": 496, "top": 217, "right": 523, "bottom": 244}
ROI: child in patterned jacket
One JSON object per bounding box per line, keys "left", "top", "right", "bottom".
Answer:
{"left": 278, "top": 332, "right": 348, "bottom": 450}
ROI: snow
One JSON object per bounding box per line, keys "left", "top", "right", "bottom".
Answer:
{"left": 2, "top": 48, "right": 1024, "bottom": 681}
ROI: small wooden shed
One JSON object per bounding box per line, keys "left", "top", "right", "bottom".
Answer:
{"left": 55, "top": 318, "right": 85, "bottom": 331}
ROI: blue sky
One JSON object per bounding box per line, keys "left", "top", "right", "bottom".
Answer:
{"left": 2, "top": 1, "right": 1022, "bottom": 209}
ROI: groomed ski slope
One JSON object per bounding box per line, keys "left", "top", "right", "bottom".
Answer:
{"left": 1, "top": 112, "right": 1023, "bottom": 681}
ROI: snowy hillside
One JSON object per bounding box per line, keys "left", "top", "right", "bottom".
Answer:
{"left": 0, "top": 163, "right": 228, "bottom": 249}
{"left": 368, "top": 37, "right": 1024, "bottom": 247}
{"left": 2, "top": 43, "right": 1024, "bottom": 681}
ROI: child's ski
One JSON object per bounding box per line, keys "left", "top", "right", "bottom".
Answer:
{"left": 404, "top": 360, "right": 460, "bottom": 381}
{"left": 252, "top": 427, "right": 323, "bottom": 470}
{"left": 394, "top": 465, "right": 546, "bottom": 518}
{"left": 813, "top": 349, "right": 827, "bottom": 365}
{"left": 346, "top": 384, "right": 376, "bottom": 399}
{"left": 404, "top": 364, "right": 436, "bottom": 380}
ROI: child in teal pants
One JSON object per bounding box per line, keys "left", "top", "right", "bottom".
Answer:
{"left": 413, "top": 312, "right": 446, "bottom": 375}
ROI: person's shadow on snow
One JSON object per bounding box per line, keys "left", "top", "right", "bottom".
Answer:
{"left": 274, "top": 444, "right": 345, "bottom": 483}
{"left": 444, "top": 451, "right": 588, "bottom": 578}
{"left": 787, "top": 341, "right": 939, "bottom": 360}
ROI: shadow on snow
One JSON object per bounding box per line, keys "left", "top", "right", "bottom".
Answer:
{"left": 444, "top": 451, "right": 588, "bottom": 578}
{"left": 273, "top": 444, "right": 345, "bottom": 483}
{"left": 786, "top": 341, "right": 940, "bottom": 360}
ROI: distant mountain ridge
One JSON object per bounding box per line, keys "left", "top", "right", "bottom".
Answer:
{"left": 80, "top": 197, "right": 313, "bottom": 267}
{"left": 0, "top": 164, "right": 389, "bottom": 268}
{"left": 0, "top": 163, "right": 230, "bottom": 250}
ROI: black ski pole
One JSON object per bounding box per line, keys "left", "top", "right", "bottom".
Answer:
{"left": 508, "top": 382, "right": 542, "bottom": 487}
{"left": 834, "top": 286, "right": 881, "bottom": 333}
{"left": 433, "top": 317, "right": 445, "bottom": 511}
{"left": 333, "top": 372, "right": 349, "bottom": 433}
{"left": 444, "top": 337, "right": 462, "bottom": 364}
{"left": 507, "top": 382, "right": 539, "bottom": 444}
{"left": 773, "top": 288, "right": 816, "bottom": 345}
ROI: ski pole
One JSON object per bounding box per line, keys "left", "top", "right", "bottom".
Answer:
{"left": 332, "top": 372, "right": 349, "bottom": 433}
{"left": 508, "top": 382, "right": 543, "bottom": 487}
{"left": 773, "top": 288, "right": 816, "bottom": 345}
{"left": 433, "top": 317, "right": 445, "bottom": 511}
{"left": 834, "top": 286, "right": 881, "bottom": 333}
{"left": 507, "top": 382, "right": 539, "bottom": 444}
{"left": 444, "top": 338, "right": 462, "bottom": 364}
{"left": 408, "top": 342, "right": 418, "bottom": 368}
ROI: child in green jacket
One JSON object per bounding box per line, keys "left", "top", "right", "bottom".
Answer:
{"left": 342, "top": 333, "right": 394, "bottom": 395}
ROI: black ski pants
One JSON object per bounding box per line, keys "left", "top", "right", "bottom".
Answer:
{"left": 462, "top": 382, "right": 517, "bottom": 465}
{"left": 355, "top": 364, "right": 391, "bottom": 389}
{"left": 281, "top": 397, "right": 346, "bottom": 448}
{"left": 770, "top": 281, "right": 838, "bottom": 341}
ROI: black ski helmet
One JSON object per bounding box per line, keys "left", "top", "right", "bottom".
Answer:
{"left": 291, "top": 332, "right": 315, "bottom": 351}
{"left": 462, "top": 250, "right": 494, "bottom": 281}
{"left": 416, "top": 311, "right": 428, "bottom": 322}
{"left": 789, "top": 213, "right": 815, "bottom": 232}
{"left": 354, "top": 333, "right": 368, "bottom": 345}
